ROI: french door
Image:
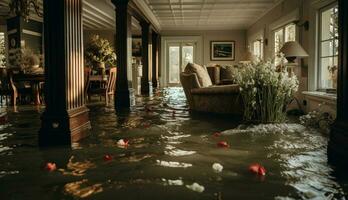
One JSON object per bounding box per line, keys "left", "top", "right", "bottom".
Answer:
{"left": 167, "top": 42, "right": 196, "bottom": 86}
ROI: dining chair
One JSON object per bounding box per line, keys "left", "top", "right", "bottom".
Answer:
{"left": 87, "top": 67, "right": 116, "bottom": 105}
{"left": 8, "top": 70, "right": 33, "bottom": 107}
{"left": 105, "top": 67, "right": 117, "bottom": 105}
{"left": 84, "top": 67, "right": 92, "bottom": 101}
{"left": 0, "top": 68, "right": 13, "bottom": 106}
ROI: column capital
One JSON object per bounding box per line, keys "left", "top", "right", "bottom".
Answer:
{"left": 140, "top": 21, "right": 150, "bottom": 29}
{"left": 111, "top": 0, "right": 129, "bottom": 6}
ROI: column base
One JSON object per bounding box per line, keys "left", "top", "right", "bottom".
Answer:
{"left": 328, "top": 121, "right": 348, "bottom": 166}
{"left": 141, "top": 80, "right": 153, "bottom": 95}
{"left": 152, "top": 79, "right": 159, "bottom": 88}
{"left": 39, "top": 106, "right": 91, "bottom": 147}
{"left": 115, "top": 89, "right": 131, "bottom": 110}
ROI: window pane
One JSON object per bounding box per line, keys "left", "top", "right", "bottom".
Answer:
{"left": 253, "top": 41, "right": 260, "bottom": 57}
{"left": 319, "top": 57, "right": 335, "bottom": 89}
{"left": 321, "top": 40, "right": 335, "bottom": 57}
{"left": 321, "top": 6, "right": 338, "bottom": 41}
{"left": 182, "top": 46, "right": 193, "bottom": 71}
{"left": 285, "top": 24, "right": 296, "bottom": 42}
{"left": 169, "top": 46, "right": 180, "bottom": 84}
{"left": 274, "top": 29, "right": 284, "bottom": 54}
{"left": 319, "top": 4, "right": 339, "bottom": 89}
{"left": 321, "top": 8, "right": 332, "bottom": 40}
{"left": 334, "top": 39, "right": 339, "bottom": 55}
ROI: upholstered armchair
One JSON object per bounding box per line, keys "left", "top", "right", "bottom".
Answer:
{"left": 180, "top": 63, "right": 242, "bottom": 115}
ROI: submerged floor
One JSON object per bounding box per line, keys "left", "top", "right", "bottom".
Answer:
{"left": 0, "top": 87, "right": 347, "bottom": 199}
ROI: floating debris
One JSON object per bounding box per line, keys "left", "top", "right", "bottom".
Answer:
{"left": 212, "top": 163, "right": 223, "bottom": 173}
{"left": 186, "top": 182, "right": 205, "bottom": 193}
{"left": 217, "top": 141, "right": 229, "bottom": 148}
{"left": 213, "top": 132, "right": 222, "bottom": 137}
{"left": 117, "top": 139, "right": 129, "bottom": 147}
{"left": 45, "top": 162, "right": 57, "bottom": 172}
{"left": 249, "top": 163, "right": 266, "bottom": 176}
{"left": 103, "top": 155, "right": 112, "bottom": 161}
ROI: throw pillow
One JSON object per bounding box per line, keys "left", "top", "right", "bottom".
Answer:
{"left": 184, "top": 63, "right": 213, "bottom": 87}
{"left": 220, "top": 65, "right": 237, "bottom": 81}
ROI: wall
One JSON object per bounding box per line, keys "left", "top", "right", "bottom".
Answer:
{"left": 247, "top": 0, "right": 337, "bottom": 115}
{"left": 161, "top": 30, "right": 246, "bottom": 66}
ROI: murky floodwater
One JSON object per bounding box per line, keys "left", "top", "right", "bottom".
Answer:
{"left": 0, "top": 87, "right": 347, "bottom": 199}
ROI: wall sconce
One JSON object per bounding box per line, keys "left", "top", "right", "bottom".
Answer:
{"left": 296, "top": 20, "right": 309, "bottom": 31}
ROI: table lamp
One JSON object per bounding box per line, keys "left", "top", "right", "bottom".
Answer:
{"left": 280, "top": 41, "right": 309, "bottom": 63}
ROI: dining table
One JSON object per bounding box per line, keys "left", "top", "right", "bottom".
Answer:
{"left": 13, "top": 73, "right": 45, "bottom": 105}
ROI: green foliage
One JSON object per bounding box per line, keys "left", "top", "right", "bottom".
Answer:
{"left": 299, "top": 103, "right": 334, "bottom": 134}
{"left": 85, "top": 35, "right": 116, "bottom": 68}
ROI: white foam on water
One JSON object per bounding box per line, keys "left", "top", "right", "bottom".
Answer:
{"left": 222, "top": 123, "right": 306, "bottom": 136}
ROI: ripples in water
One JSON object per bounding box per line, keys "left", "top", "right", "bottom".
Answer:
{"left": 0, "top": 87, "right": 347, "bottom": 199}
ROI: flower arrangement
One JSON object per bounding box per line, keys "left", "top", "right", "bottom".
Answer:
{"left": 299, "top": 103, "right": 334, "bottom": 134}
{"left": 8, "top": 47, "right": 43, "bottom": 74}
{"left": 235, "top": 56, "right": 299, "bottom": 123}
{"left": 85, "top": 35, "right": 116, "bottom": 68}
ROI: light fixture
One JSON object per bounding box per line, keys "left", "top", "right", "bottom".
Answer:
{"left": 9, "top": 0, "right": 43, "bottom": 22}
{"left": 280, "top": 41, "right": 309, "bottom": 63}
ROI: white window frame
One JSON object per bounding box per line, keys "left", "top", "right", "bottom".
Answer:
{"left": 253, "top": 39, "right": 264, "bottom": 60}
{"left": 274, "top": 23, "right": 297, "bottom": 55}
{"left": 317, "top": 2, "right": 339, "bottom": 90}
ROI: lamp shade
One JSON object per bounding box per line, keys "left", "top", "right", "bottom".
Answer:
{"left": 280, "top": 41, "right": 309, "bottom": 58}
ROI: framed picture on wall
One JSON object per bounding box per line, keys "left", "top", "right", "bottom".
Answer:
{"left": 132, "top": 37, "right": 142, "bottom": 57}
{"left": 210, "top": 41, "right": 235, "bottom": 61}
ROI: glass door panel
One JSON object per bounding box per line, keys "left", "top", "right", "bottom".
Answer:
{"left": 168, "top": 45, "right": 180, "bottom": 84}
{"left": 167, "top": 42, "right": 196, "bottom": 86}
{"left": 182, "top": 45, "right": 194, "bottom": 71}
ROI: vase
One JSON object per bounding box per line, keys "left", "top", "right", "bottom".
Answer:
{"left": 96, "top": 62, "right": 106, "bottom": 78}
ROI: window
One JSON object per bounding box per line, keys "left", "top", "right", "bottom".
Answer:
{"left": 0, "top": 32, "right": 5, "bottom": 68}
{"left": 318, "top": 3, "right": 338, "bottom": 89}
{"left": 274, "top": 23, "right": 296, "bottom": 55}
{"left": 253, "top": 39, "right": 263, "bottom": 59}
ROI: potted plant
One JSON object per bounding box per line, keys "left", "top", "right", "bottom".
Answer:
{"left": 85, "top": 35, "right": 116, "bottom": 77}
{"left": 235, "top": 55, "right": 299, "bottom": 123}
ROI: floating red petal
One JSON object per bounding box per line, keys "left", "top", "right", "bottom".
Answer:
{"left": 104, "top": 154, "right": 113, "bottom": 161}
{"left": 213, "top": 132, "right": 222, "bottom": 137}
{"left": 45, "top": 162, "right": 57, "bottom": 172}
{"left": 217, "top": 141, "right": 229, "bottom": 148}
{"left": 249, "top": 163, "right": 266, "bottom": 176}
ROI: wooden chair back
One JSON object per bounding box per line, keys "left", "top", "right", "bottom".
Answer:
{"left": 106, "top": 67, "right": 117, "bottom": 95}
{"left": 84, "top": 67, "right": 92, "bottom": 96}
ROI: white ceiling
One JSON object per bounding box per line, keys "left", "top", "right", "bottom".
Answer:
{"left": 0, "top": 0, "right": 282, "bottom": 31}
{"left": 0, "top": 0, "right": 141, "bottom": 31}
{"left": 145, "top": 0, "right": 281, "bottom": 30}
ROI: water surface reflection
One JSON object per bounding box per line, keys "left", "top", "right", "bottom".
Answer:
{"left": 0, "top": 87, "right": 347, "bottom": 199}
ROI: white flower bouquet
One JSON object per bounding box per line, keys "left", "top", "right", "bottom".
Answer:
{"left": 235, "top": 57, "right": 299, "bottom": 123}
